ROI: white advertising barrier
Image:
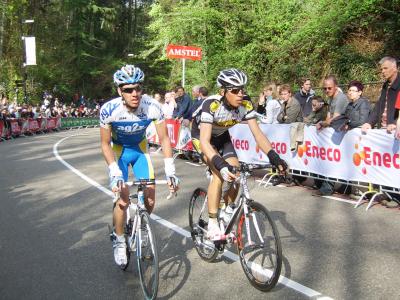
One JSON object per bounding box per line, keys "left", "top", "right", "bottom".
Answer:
{"left": 175, "top": 125, "right": 193, "bottom": 150}
{"left": 145, "top": 121, "right": 159, "bottom": 145}
{"left": 229, "top": 124, "right": 400, "bottom": 189}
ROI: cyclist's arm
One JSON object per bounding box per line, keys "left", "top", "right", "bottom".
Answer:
{"left": 100, "top": 126, "right": 116, "bottom": 165}
{"left": 154, "top": 121, "right": 173, "bottom": 158}
{"left": 247, "top": 118, "right": 273, "bottom": 155}
{"left": 199, "top": 122, "right": 218, "bottom": 161}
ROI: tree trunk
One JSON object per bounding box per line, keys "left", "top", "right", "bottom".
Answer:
{"left": 0, "top": 2, "right": 5, "bottom": 59}
{"left": 128, "top": 0, "right": 133, "bottom": 51}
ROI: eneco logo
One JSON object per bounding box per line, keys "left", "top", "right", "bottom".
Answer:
{"left": 352, "top": 136, "right": 400, "bottom": 174}
{"left": 297, "top": 141, "right": 341, "bottom": 165}
{"left": 256, "top": 141, "right": 287, "bottom": 160}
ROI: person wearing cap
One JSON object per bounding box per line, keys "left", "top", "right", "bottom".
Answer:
{"left": 304, "top": 96, "right": 328, "bottom": 125}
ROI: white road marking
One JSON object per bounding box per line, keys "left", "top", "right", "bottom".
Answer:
{"left": 53, "top": 133, "right": 333, "bottom": 299}
{"left": 185, "top": 162, "right": 202, "bottom": 167}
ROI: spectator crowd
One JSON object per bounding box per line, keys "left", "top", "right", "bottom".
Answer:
{"left": 1, "top": 56, "right": 399, "bottom": 206}
{"left": 1, "top": 92, "right": 102, "bottom": 120}
{"left": 150, "top": 56, "right": 400, "bottom": 206}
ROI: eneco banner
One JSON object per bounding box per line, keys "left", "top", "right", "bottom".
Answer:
{"left": 229, "top": 124, "right": 400, "bottom": 188}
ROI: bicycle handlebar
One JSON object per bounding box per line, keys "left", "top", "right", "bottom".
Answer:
{"left": 131, "top": 179, "right": 156, "bottom": 186}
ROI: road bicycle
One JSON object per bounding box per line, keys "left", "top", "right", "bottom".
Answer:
{"left": 189, "top": 162, "right": 282, "bottom": 291}
{"left": 112, "top": 179, "right": 159, "bottom": 300}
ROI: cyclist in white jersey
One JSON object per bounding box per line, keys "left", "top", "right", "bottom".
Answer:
{"left": 100, "top": 64, "right": 179, "bottom": 268}
{"left": 191, "top": 68, "right": 287, "bottom": 240}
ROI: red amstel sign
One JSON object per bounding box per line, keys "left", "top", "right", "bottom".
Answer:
{"left": 166, "top": 44, "right": 202, "bottom": 61}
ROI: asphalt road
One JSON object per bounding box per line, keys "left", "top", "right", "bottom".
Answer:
{"left": 1, "top": 128, "right": 399, "bottom": 300}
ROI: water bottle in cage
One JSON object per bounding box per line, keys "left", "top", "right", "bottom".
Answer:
{"left": 218, "top": 201, "right": 226, "bottom": 220}
{"left": 137, "top": 188, "right": 145, "bottom": 208}
{"left": 128, "top": 202, "right": 137, "bottom": 219}
{"left": 223, "top": 203, "right": 236, "bottom": 224}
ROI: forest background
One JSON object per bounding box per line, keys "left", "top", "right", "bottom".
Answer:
{"left": 0, "top": 0, "right": 399, "bottom": 103}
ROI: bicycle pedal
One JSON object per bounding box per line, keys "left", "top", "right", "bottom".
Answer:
{"left": 215, "top": 241, "right": 225, "bottom": 252}
{"left": 210, "top": 234, "right": 227, "bottom": 242}
{"left": 109, "top": 233, "right": 116, "bottom": 242}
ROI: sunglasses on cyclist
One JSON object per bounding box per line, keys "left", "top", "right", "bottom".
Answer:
{"left": 121, "top": 85, "right": 142, "bottom": 94}
{"left": 227, "top": 87, "right": 245, "bottom": 95}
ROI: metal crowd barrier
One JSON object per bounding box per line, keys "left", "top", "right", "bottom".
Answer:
{"left": 0, "top": 117, "right": 100, "bottom": 141}
{"left": 256, "top": 167, "right": 399, "bottom": 211}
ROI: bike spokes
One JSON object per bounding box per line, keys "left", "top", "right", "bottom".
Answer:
{"left": 137, "top": 212, "right": 159, "bottom": 300}
{"left": 189, "top": 188, "right": 219, "bottom": 262}
{"left": 237, "top": 202, "right": 282, "bottom": 291}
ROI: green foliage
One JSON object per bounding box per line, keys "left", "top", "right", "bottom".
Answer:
{"left": 145, "top": 0, "right": 399, "bottom": 95}
{"left": 0, "top": 0, "right": 399, "bottom": 103}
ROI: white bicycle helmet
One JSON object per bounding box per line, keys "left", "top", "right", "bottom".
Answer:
{"left": 216, "top": 68, "right": 248, "bottom": 89}
{"left": 113, "top": 64, "right": 144, "bottom": 86}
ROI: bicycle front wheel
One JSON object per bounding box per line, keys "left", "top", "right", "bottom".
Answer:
{"left": 236, "top": 201, "right": 282, "bottom": 291}
{"left": 188, "top": 188, "right": 218, "bottom": 262}
{"left": 136, "top": 211, "right": 159, "bottom": 300}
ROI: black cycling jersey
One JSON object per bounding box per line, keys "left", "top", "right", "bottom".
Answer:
{"left": 191, "top": 95, "right": 256, "bottom": 159}
{"left": 191, "top": 95, "right": 256, "bottom": 139}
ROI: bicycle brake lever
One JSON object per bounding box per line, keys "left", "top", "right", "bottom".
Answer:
{"left": 114, "top": 180, "right": 124, "bottom": 201}
{"left": 167, "top": 177, "right": 177, "bottom": 200}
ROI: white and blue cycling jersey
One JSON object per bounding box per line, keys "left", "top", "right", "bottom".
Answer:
{"left": 100, "top": 95, "right": 164, "bottom": 180}
{"left": 100, "top": 95, "right": 163, "bottom": 147}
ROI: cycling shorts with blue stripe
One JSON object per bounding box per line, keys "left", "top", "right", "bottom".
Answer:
{"left": 112, "top": 139, "right": 154, "bottom": 181}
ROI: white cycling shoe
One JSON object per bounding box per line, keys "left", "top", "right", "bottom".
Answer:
{"left": 207, "top": 219, "right": 223, "bottom": 241}
{"left": 113, "top": 234, "right": 127, "bottom": 268}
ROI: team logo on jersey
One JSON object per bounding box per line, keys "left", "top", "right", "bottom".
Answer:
{"left": 100, "top": 102, "right": 120, "bottom": 121}
{"left": 210, "top": 101, "right": 220, "bottom": 113}
{"left": 242, "top": 100, "right": 253, "bottom": 111}
{"left": 116, "top": 123, "right": 147, "bottom": 133}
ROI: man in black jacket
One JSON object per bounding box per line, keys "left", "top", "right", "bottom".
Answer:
{"left": 294, "top": 77, "right": 315, "bottom": 117}
{"left": 361, "top": 56, "right": 399, "bottom": 133}
{"left": 360, "top": 56, "right": 399, "bottom": 207}
{"left": 172, "top": 86, "right": 192, "bottom": 120}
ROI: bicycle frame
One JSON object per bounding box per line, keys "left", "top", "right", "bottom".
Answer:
{"left": 126, "top": 180, "right": 156, "bottom": 252}
{"left": 199, "top": 164, "right": 266, "bottom": 246}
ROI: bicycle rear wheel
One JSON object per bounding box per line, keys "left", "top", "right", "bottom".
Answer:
{"left": 236, "top": 201, "right": 282, "bottom": 291}
{"left": 136, "top": 211, "right": 159, "bottom": 300}
{"left": 188, "top": 188, "right": 218, "bottom": 262}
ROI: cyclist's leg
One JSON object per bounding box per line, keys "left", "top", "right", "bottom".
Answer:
{"left": 192, "top": 137, "right": 223, "bottom": 218}
{"left": 132, "top": 139, "right": 156, "bottom": 213}
{"left": 112, "top": 144, "right": 130, "bottom": 236}
{"left": 222, "top": 140, "right": 240, "bottom": 205}
{"left": 192, "top": 137, "right": 223, "bottom": 238}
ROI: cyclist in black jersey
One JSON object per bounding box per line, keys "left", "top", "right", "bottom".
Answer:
{"left": 191, "top": 68, "right": 288, "bottom": 240}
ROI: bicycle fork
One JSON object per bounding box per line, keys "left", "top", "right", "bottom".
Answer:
{"left": 242, "top": 203, "right": 265, "bottom": 248}
{"left": 240, "top": 173, "right": 265, "bottom": 248}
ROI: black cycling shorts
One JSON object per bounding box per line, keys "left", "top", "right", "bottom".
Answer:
{"left": 191, "top": 130, "right": 237, "bottom": 160}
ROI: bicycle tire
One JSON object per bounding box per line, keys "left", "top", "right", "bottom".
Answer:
{"left": 236, "top": 201, "right": 282, "bottom": 291}
{"left": 136, "top": 211, "right": 159, "bottom": 300}
{"left": 188, "top": 188, "right": 218, "bottom": 262}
